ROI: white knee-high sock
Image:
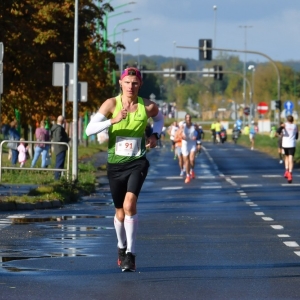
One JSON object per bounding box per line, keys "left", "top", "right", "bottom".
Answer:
{"left": 124, "top": 214, "right": 138, "bottom": 254}
{"left": 114, "top": 215, "right": 126, "bottom": 249}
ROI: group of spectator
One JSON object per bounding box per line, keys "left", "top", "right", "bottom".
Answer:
{"left": 1, "top": 115, "right": 70, "bottom": 180}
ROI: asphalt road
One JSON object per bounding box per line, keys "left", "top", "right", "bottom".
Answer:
{"left": 0, "top": 140, "right": 300, "bottom": 300}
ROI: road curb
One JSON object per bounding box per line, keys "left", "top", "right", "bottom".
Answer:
{"left": 0, "top": 199, "right": 63, "bottom": 211}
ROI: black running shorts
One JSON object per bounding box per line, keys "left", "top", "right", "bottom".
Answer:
{"left": 283, "top": 147, "right": 295, "bottom": 156}
{"left": 107, "top": 157, "right": 150, "bottom": 209}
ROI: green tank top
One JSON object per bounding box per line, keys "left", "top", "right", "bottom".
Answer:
{"left": 108, "top": 95, "right": 148, "bottom": 164}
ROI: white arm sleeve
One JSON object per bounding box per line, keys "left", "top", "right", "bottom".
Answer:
{"left": 152, "top": 111, "right": 164, "bottom": 134}
{"left": 85, "top": 113, "right": 112, "bottom": 136}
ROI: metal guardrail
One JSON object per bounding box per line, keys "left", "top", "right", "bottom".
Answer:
{"left": 0, "top": 140, "right": 70, "bottom": 182}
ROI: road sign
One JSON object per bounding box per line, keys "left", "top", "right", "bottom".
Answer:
{"left": 68, "top": 82, "right": 88, "bottom": 102}
{"left": 257, "top": 102, "right": 268, "bottom": 114}
{"left": 243, "top": 107, "right": 250, "bottom": 116}
{"left": 284, "top": 100, "right": 294, "bottom": 112}
{"left": 52, "top": 62, "right": 74, "bottom": 86}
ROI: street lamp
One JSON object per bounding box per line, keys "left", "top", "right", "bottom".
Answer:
{"left": 120, "top": 28, "right": 139, "bottom": 73}
{"left": 173, "top": 41, "right": 176, "bottom": 69}
{"left": 248, "top": 65, "right": 255, "bottom": 119}
{"left": 112, "top": 18, "right": 141, "bottom": 84}
{"left": 134, "top": 38, "right": 140, "bottom": 67}
{"left": 213, "top": 5, "right": 217, "bottom": 47}
{"left": 239, "top": 25, "right": 253, "bottom": 124}
{"left": 102, "top": 1, "right": 136, "bottom": 52}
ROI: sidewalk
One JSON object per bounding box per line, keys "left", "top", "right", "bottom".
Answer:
{"left": 0, "top": 151, "right": 108, "bottom": 211}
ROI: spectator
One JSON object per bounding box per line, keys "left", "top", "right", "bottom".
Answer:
{"left": 31, "top": 120, "right": 50, "bottom": 168}
{"left": 8, "top": 120, "right": 20, "bottom": 166}
{"left": 50, "top": 116, "right": 70, "bottom": 180}
{"left": 17, "top": 138, "right": 28, "bottom": 167}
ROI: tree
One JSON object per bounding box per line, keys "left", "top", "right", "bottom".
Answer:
{"left": 0, "top": 0, "right": 117, "bottom": 126}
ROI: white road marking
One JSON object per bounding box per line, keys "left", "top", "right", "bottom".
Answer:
{"left": 197, "top": 176, "right": 216, "bottom": 179}
{"left": 241, "top": 184, "right": 262, "bottom": 187}
{"left": 166, "top": 176, "right": 182, "bottom": 180}
{"left": 262, "top": 217, "right": 274, "bottom": 221}
{"left": 278, "top": 234, "right": 290, "bottom": 238}
{"left": 294, "top": 251, "right": 300, "bottom": 256}
{"left": 231, "top": 176, "right": 249, "bottom": 178}
{"left": 283, "top": 241, "right": 299, "bottom": 247}
{"left": 249, "top": 204, "right": 258, "bottom": 207}
{"left": 161, "top": 187, "right": 183, "bottom": 190}
{"left": 282, "top": 184, "right": 300, "bottom": 186}
{"left": 262, "top": 175, "right": 281, "bottom": 178}
{"left": 255, "top": 212, "right": 265, "bottom": 216}
{"left": 225, "top": 177, "right": 237, "bottom": 186}
{"left": 239, "top": 193, "right": 247, "bottom": 196}
{"left": 201, "top": 186, "right": 222, "bottom": 189}
{"left": 271, "top": 225, "right": 284, "bottom": 230}
{"left": 245, "top": 201, "right": 254, "bottom": 205}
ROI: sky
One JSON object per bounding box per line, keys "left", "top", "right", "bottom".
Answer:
{"left": 107, "top": 0, "right": 300, "bottom": 64}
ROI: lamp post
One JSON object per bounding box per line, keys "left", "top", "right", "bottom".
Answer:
{"left": 239, "top": 25, "right": 252, "bottom": 124}
{"left": 173, "top": 41, "right": 176, "bottom": 69}
{"left": 112, "top": 18, "right": 141, "bottom": 84}
{"left": 213, "top": 5, "right": 217, "bottom": 47}
{"left": 72, "top": 0, "right": 79, "bottom": 181}
{"left": 134, "top": 38, "right": 140, "bottom": 67}
{"left": 248, "top": 65, "right": 255, "bottom": 120}
{"left": 120, "top": 28, "right": 139, "bottom": 73}
{"left": 103, "top": 1, "right": 136, "bottom": 52}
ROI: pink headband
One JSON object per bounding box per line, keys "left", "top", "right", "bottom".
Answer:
{"left": 120, "top": 67, "right": 142, "bottom": 83}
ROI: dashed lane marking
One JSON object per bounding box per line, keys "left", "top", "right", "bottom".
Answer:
{"left": 262, "top": 175, "right": 281, "bottom": 178}
{"left": 201, "top": 186, "right": 222, "bottom": 189}
{"left": 281, "top": 183, "right": 300, "bottom": 186}
{"left": 283, "top": 241, "right": 299, "bottom": 247}
{"left": 255, "top": 212, "right": 265, "bottom": 216}
{"left": 225, "top": 177, "right": 238, "bottom": 186}
{"left": 241, "top": 184, "right": 262, "bottom": 187}
{"left": 262, "top": 217, "right": 274, "bottom": 221}
{"left": 161, "top": 187, "right": 183, "bottom": 190}
{"left": 278, "top": 234, "right": 290, "bottom": 238}
{"left": 271, "top": 225, "right": 284, "bottom": 230}
{"left": 231, "top": 176, "right": 249, "bottom": 178}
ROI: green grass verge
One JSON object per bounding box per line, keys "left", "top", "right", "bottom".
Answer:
{"left": 229, "top": 133, "right": 300, "bottom": 163}
{"left": 1, "top": 142, "right": 108, "bottom": 204}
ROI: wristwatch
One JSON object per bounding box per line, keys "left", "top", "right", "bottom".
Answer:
{"left": 151, "top": 132, "right": 161, "bottom": 140}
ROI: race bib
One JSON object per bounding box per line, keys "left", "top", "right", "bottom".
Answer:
{"left": 115, "top": 136, "right": 142, "bottom": 157}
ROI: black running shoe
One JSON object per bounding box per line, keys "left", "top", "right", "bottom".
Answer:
{"left": 117, "top": 247, "right": 126, "bottom": 268}
{"left": 122, "top": 252, "right": 136, "bottom": 272}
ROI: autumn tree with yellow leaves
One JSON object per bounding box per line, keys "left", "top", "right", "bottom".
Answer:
{"left": 0, "top": 0, "right": 120, "bottom": 127}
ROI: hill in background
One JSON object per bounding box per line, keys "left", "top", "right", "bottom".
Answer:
{"left": 116, "top": 54, "right": 300, "bottom": 72}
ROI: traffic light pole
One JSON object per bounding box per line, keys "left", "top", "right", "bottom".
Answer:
{"left": 141, "top": 69, "right": 253, "bottom": 120}
{"left": 177, "top": 45, "right": 281, "bottom": 124}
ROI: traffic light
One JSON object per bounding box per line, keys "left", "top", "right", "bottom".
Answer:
{"left": 275, "top": 100, "right": 282, "bottom": 110}
{"left": 199, "top": 39, "right": 212, "bottom": 61}
{"left": 214, "top": 65, "right": 223, "bottom": 80}
{"left": 176, "top": 65, "right": 186, "bottom": 81}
